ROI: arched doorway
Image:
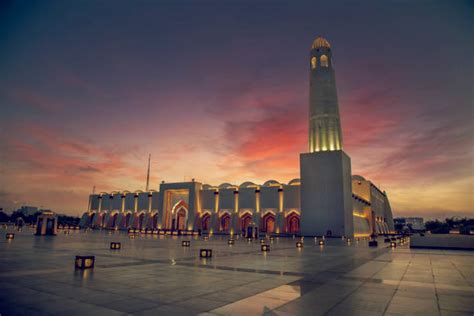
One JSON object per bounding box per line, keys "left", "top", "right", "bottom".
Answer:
{"left": 262, "top": 212, "right": 275, "bottom": 233}
{"left": 152, "top": 213, "right": 158, "bottom": 229}
{"left": 201, "top": 213, "right": 210, "bottom": 231}
{"left": 110, "top": 213, "right": 118, "bottom": 228}
{"left": 220, "top": 213, "right": 231, "bottom": 232}
{"left": 176, "top": 207, "right": 187, "bottom": 230}
{"left": 124, "top": 213, "right": 132, "bottom": 228}
{"left": 240, "top": 213, "right": 252, "bottom": 234}
{"left": 100, "top": 213, "right": 107, "bottom": 227}
{"left": 286, "top": 212, "right": 300, "bottom": 234}
{"left": 138, "top": 212, "right": 145, "bottom": 229}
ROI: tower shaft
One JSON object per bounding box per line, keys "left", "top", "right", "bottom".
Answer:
{"left": 308, "top": 40, "right": 343, "bottom": 152}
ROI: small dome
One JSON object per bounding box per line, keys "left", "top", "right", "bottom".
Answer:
{"left": 218, "top": 183, "right": 236, "bottom": 189}
{"left": 352, "top": 175, "right": 366, "bottom": 182}
{"left": 263, "top": 180, "right": 281, "bottom": 187}
{"left": 239, "top": 181, "right": 258, "bottom": 189}
{"left": 288, "top": 178, "right": 301, "bottom": 185}
{"left": 311, "top": 37, "right": 331, "bottom": 49}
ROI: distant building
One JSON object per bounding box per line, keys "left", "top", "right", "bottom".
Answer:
{"left": 17, "top": 206, "right": 39, "bottom": 217}
{"left": 394, "top": 217, "right": 425, "bottom": 231}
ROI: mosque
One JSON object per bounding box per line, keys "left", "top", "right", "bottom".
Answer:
{"left": 79, "top": 37, "right": 395, "bottom": 238}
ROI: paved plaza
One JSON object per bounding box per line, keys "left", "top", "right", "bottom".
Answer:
{"left": 1, "top": 228, "right": 473, "bottom": 316}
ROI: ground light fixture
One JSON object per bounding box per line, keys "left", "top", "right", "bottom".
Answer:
{"left": 296, "top": 241, "right": 303, "bottom": 248}
{"left": 203, "top": 236, "right": 209, "bottom": 241}
{"left": 182, "top": 240, "right": 191, "bottom": 247}
{"left": 260, "top": 239, "right": 266, "bottom": 244}
{"left": 200, "top": 249, "right": 212, "bottom": 258}
{"left": 110, "top": 242, "right": 121, "bottom": 250}
{"left": 6, "top": 233, "right": 14, "bottom": 240}
{"left": 319, "top": 240, "right": 325, "bottom": 246}
{"left": 227, "top": 239, "right": 235, "bottom": 245}
{"left": 390, "top": 242, "right": 397, "bottom": 248}
{"left": 75, "top": 256, "right": 95, "bottom": 269}
{"left": 261, "top": 244, "right": 270, "bottom": 252}
{"left": 247, "top": 237, "right": 252, "bottom": 242}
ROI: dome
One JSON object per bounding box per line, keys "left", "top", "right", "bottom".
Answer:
{"left": 311, "top": 37, "right": 331, "bottom": 49}
{"left": 288, "top": 178, "right": 301, "bottom": 185}
{"left": 218, "top": 183, "right": 236, "bottom": 189}
{"left": 263, "top": 180, "right": 281, "bottom": 187}
{"left": 239, "top": 181, "right": 258, "bottom": 189}
{"left": 352, "top": 175, "right": 366, "bottom": 182}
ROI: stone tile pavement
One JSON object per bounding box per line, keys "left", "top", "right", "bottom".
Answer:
{"left": 1, "top": 228, "right": 473, "bottom": 315}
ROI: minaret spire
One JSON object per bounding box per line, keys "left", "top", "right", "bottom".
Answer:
{"left": 145, "top": 154, "right": 151, "bottom": 191}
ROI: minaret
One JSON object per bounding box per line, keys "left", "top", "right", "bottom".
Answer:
{"left": 145, "top": 154, "right": 151, "bottom": 191}
{"left": 308, "top": 37, "right": 343, "bottom": 152}
{"left": 300, "top": 36, "right": 353, "bottom": 237}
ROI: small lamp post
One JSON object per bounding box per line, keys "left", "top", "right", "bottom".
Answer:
{"left": 200, "top": 249, "right": 212, "bottom": 258}
{"left": 261, "top": 244, "right": 270, "bottom": 252}
{"left": 110, "top": 242, "right": 121, "bottom": 250}
{"left": 75, "top": 256, "right": 95, "bottom": 269}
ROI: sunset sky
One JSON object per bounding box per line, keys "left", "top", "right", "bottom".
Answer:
{"left": 0, "top": 1, "right": 472, "bottom": 219}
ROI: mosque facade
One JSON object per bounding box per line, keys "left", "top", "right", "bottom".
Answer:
{"left": 80, "top": 37, "right": 395, "bottom": 237}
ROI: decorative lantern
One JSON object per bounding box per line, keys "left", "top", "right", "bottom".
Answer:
{"left": 261, "top": 244, "right": 270, "bottom": 252}
{"left": 110, "top": 242, "right": 121, "bottom": 250}
{"left": 260, "top": 239, "right": 266, "bottom": 244}
{"left": 182, "top": 240, "right": 191, "bottom": 247}
{"left": 390, "top": 242, "right": 397, "bottom": 248}
{"left": 228, "top": 239, "right": 235, "bottom": 245}
{"left": 296, "top": 241, "right": 303, "bottom": 248}
{"left": 200, "top": 249, "right": 212, "bottom": 258}
{"left": 6, "top": 233, "right": 14, "bottom": 240}
{"left": 75, "top": 256, "right": 95, "bottom": 269}
{"left": 319, "top": 240, "right": 325, "bottom": 246}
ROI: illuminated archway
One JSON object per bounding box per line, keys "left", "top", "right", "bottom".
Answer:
{"left": 124, "top": 212, "right": 132, "bottom": 228}
{"left": 286, "top": 212, "right": 300, "bottom": 234}
{"left": 201, "top": 213, "right": 211, "bottom": 231}
{"left": 240, "top": 212, "right": 252, "bottom": 233}
{"left": 138, "top": 212, "right": 145, "bottom": 229}
{"left": 311, "top": 56, "right": 317, "bottom": 69}
{"left": 176, "top": 208, "right": 186, "bottom": 230}
{"left": 109, "top": 212, "right": 118, "bottom": 228}
{"left": 220, "top": 213, "right": 231, "bottom": 232}
{"left": 152, "top": 213, "right": 158, "bottom": 229}
{"left": 262, "top": 212, "right": 275, "bottom": 233}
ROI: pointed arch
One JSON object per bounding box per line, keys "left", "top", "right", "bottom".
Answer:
{"left": 285, "top": 211, "right": 300, "bottom": 234}
{"left": 201, "top": 211, "right": 211, "bottom": 231}
{"left": 262, "top": 212, "right": 276, "bottom": 233}
{"left": 219, "top": 212, "right": 231, "bottom": 232}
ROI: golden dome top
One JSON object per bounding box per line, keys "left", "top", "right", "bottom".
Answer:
{"left": 311, "top": 37, "right": 331, "bottom": 49}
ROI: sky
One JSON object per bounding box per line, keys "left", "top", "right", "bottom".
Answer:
{"left": 0, "top": 0, "right": 472, "bottom": 219}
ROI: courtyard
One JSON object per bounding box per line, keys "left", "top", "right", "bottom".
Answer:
{"left": 1, "top": 228, "right": 473, "bottom": 315}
